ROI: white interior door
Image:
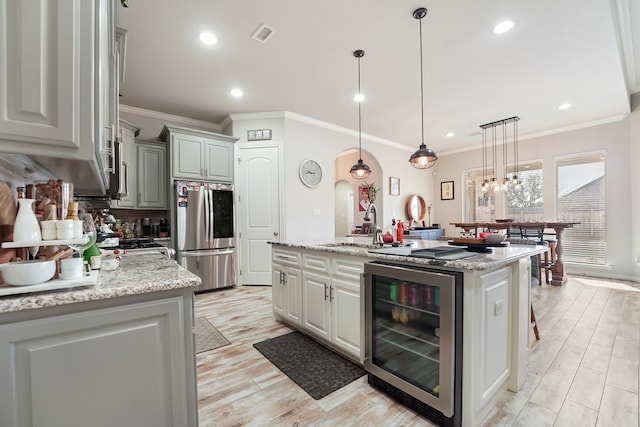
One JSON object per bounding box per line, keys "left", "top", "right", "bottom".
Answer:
{"left": 237, "top": 144, "right": 281, "bottom": 285}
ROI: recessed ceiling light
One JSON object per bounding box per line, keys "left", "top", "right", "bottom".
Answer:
{"left": 558, "top": 103, "right": 572, "bottom": 110}
{"left": 230, "top": 88, "right": 243, "bottom": 98}
{"left": 353, "top": 93, "right": 365, "bottom": 102}
{"left": 446, "top": 132, "right": 455, "bottom": 138}
{"left": 493, "top": 21, "right": 514, "bottom": 34}
{"left": 199, "top": 32, "right": 218, "bottom": 45}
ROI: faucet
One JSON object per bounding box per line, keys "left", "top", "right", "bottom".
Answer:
{"left": 364, "top": 203, "right": 382, "bottom": 245}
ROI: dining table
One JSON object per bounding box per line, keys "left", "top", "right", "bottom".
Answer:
{"left": 450, "top": 221, "right": 580, "bottom": 285}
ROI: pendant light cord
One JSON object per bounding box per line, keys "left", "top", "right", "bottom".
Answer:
{"left": 358, "top": 55, "right": 362, "bottom": 159}
{"left": 419, "top": 16, "right": 425, "bottom": 145}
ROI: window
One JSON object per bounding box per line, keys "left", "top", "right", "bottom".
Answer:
{"left": 463, "top": 168, "right": 495, "bottom": 222}
{"left": 556, "top": 152, "right": 607, "bottom": 265}
{"left": 505, "top": 161, "right": 543, "bottom": 222}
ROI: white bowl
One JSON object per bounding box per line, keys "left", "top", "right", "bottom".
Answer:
{"left": 0, "top": 260, "right": 56, "bottom": 286}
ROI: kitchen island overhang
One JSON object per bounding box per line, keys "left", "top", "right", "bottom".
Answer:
{"left": 269, "top": 237, "right": 546, "bottom": 427}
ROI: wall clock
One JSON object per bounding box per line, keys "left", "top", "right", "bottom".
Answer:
{"left": 299, "top": 159, "right": 323, "bottom": 188}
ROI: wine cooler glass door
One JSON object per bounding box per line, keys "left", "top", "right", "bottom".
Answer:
{"left": 364, "top": 262, "right": 460, "bottom": 418}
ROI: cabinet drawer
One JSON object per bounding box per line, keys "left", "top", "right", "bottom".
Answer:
{"left": 272, "top": 249, "right": 300, "bottom": 267}
{"left": 302, "top": 254, "right": 331, "bottom": 273}
{"left": 333, "top": 258, "right": 365, "bottom": 281}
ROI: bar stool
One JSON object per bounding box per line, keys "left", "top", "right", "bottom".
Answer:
{"left": 518, "top": 223, "right": 553, "bottom": 285}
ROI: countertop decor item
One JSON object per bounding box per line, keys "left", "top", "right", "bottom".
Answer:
{"left": 408, "top": 7, "right": 438, "bottom": 170}
{"left": 349, "top": 49, "right": 372, "bottom": 180}
{"left": 299, "top": 159, "right": 323, "bottom": 188}
{"left": 0, "top": 259, "right": 55, "bottom": 286}
{"left": 13, "top": 198, "right": 41, "bottom": 243}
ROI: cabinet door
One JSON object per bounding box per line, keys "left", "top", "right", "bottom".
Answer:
{"left": 331, "top": 277, "right": 361, "bottom": 358}
{"left": 0, "top": 0, "right": 94, "bottom": 150}
{"left": 272, "top": 265, "right": 285, "bottom": 317}
{"left": 0, "top": 297, "right": 194, "bottom": 427}
{"left": 284, "top": 267, "right": 302, "bottom": 326}
{"left": 113, "top": 124, "right": 137, "bottom": 208}
{"left": 172, "top": 134, "right": 204, "bottom": 179}
{"left": 137, "top": 144, "right": 166, "bottom": 209}
{"left": 302, "top": 271, "right": 331, "bottom": 339}
{"left": 204, "top": 139, "right": 233, "bottom": 182}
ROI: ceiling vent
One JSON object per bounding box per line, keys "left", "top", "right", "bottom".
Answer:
{"left": 252, "top": 24, "right": 275, "bottom": 43}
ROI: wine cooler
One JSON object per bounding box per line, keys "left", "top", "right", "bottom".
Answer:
{"left": 364, "top": 262, "right": 463, "bottom": 427}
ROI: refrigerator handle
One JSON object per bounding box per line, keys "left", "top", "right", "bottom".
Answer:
{"left": 209, "top": 189, "right": 215, "bottom": 244}
{"left": 203, "top": 187, "right": 210, "bottom": 246}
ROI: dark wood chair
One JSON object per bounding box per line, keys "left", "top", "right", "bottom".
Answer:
{"left": 518, "top": 223, "right": 553, "bottom": 285}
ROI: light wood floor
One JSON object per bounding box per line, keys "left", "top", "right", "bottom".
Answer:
{"left": 194, "top": 276, "right": 640, "bottom": 427}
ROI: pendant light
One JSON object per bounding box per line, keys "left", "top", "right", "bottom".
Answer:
{"left": 479, "top": 116, "right": 520, "bottom": 192}
{"left": 349, "top": 49, "right": 372, "bottom": 179}
{"left": 408, "top": 7, "right": 438, "bottom": 170}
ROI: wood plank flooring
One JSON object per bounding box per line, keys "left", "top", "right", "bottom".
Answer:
{"left": 194, "top": 277, "right": 640, "bottom": 427}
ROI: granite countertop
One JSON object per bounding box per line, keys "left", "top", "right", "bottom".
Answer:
{"left": 0, "top": 254, "right": 201, "bottom": 314}
{"left": 270, "top": 236, "right": 547, "bottom": 271}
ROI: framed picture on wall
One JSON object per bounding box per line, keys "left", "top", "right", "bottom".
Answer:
{"left": 389, "top": 177, "right": 400, "bottom": 196}
{"left": 441, "top": 181, "right": 454, "bottom": 200}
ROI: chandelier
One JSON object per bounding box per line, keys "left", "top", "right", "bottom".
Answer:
{"left": 480, "top": 116, "right": 520, "bottom": 192}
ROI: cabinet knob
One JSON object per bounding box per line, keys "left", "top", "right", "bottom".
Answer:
{"left": 273, "top": 231, "right": 279, "bottom": 237}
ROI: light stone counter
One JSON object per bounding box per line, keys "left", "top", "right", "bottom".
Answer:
{"left": 270, "top": 236, "right": 547, "bottom": 271}
{"left": 0, "top": 254, "right": 201, "bottom": 313}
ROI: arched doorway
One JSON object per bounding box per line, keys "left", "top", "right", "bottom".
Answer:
{"left": 334, "top": 149, "right": 383, "bottom": 237}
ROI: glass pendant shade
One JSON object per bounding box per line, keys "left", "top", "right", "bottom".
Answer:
{"left": 350, "top": 159, "right": 371, "bottom": 179}
{"left": 409, "top": 143, "right": 437, "bottom": 169}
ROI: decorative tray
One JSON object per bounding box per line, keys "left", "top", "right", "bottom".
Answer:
{"left": 452, "top": 237, "right": 485, "bottom": 244}
{"left": 0, "top": 270, "right": 98, "bottom": 297}
{"left": 448, "top": 240, "right": 510, "bottom": 253}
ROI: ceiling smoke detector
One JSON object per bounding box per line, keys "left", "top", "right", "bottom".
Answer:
{"left": 252, "top": 24, "right": 275, "bottom": 43}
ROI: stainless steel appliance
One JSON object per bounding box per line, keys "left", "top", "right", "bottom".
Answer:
{"left": 174, "top": 181, "right": 236, "bottom": 292}
{"left": 364, "top": 262, "right": 463, "bottom": 427}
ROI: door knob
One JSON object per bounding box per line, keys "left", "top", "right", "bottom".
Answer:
{"left": 273, "top": 231, "right": 279, "bottom": 236}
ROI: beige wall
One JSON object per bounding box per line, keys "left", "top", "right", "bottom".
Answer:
{"left": 433, "top": 117, "right": 637, "bottom": 281}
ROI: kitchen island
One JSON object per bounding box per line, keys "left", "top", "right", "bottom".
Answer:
{"left": 0, "top": 254, "right": 201, "bottom": 427}
{"left": 270, "top": 237, "right": 546, "bottom": 427}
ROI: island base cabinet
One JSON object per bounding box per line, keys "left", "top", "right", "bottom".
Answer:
{"left": 272, "top": 248, "right": 302, "bottom": 326}
{"left": 301, "top": 269, "right": 362, "bottom": 361}
{"left": 0, "top": 294, "right": 197, "bottom": 427}
{"left": 272, "top": 265, "right": 302, "bottom": 326}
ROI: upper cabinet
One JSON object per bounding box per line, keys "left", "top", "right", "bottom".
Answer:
{"left": 111, "top": 120, "right": 140, "bottom": 209}
{"left": 0, "top": 0, "right": 123, "bottom": 196}
{"left": 160, "top": 125, "right": 238, "bottom": 183}
{"left": 136, "top": 142, "right": 166, "bottom": 209}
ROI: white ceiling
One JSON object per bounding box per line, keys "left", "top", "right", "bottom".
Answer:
{"left": 118, "top": 0, "right": 640, "bottom": 154}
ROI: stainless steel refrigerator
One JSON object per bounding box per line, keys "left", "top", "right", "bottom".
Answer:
{"left": 175, "top": 181, "right": 236, "bottom": 292}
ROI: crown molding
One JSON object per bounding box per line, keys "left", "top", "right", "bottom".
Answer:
{"left": 119, "top": 105, "right": 222, "bottom": 132}
{"left": 437, "top": 114, "right": 629, "bottom": 157}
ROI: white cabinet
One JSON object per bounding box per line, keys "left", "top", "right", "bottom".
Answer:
{"left": 160, "top": 125, "right": 238, "bottom": 182}
{"left": 0, "top": 0, "right": 121, "bottom": 196}
{"left": 0, "top": 292, "right": 197, "bottom": 427}
{"left": 0, "top": 0, "right": 94, "bottom": 151}
{"left": 112, "top": 120, "right": 140, "bottom": 208}
{"left": 272, "top": 249, "right": 302, "bottom": 326}
{"left": 137, "top": 142, "right": 167, "bottom": 209}
{"left": 300, "top": 252, "right": 365, "bottom": 360}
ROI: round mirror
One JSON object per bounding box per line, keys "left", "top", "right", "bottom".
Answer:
{"left": 406, "top": 195, "right": 426, "bottom": 227}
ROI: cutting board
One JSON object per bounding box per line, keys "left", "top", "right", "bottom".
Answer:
{"left": 0, "top": 182, "right": 17, "bottom": 278}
